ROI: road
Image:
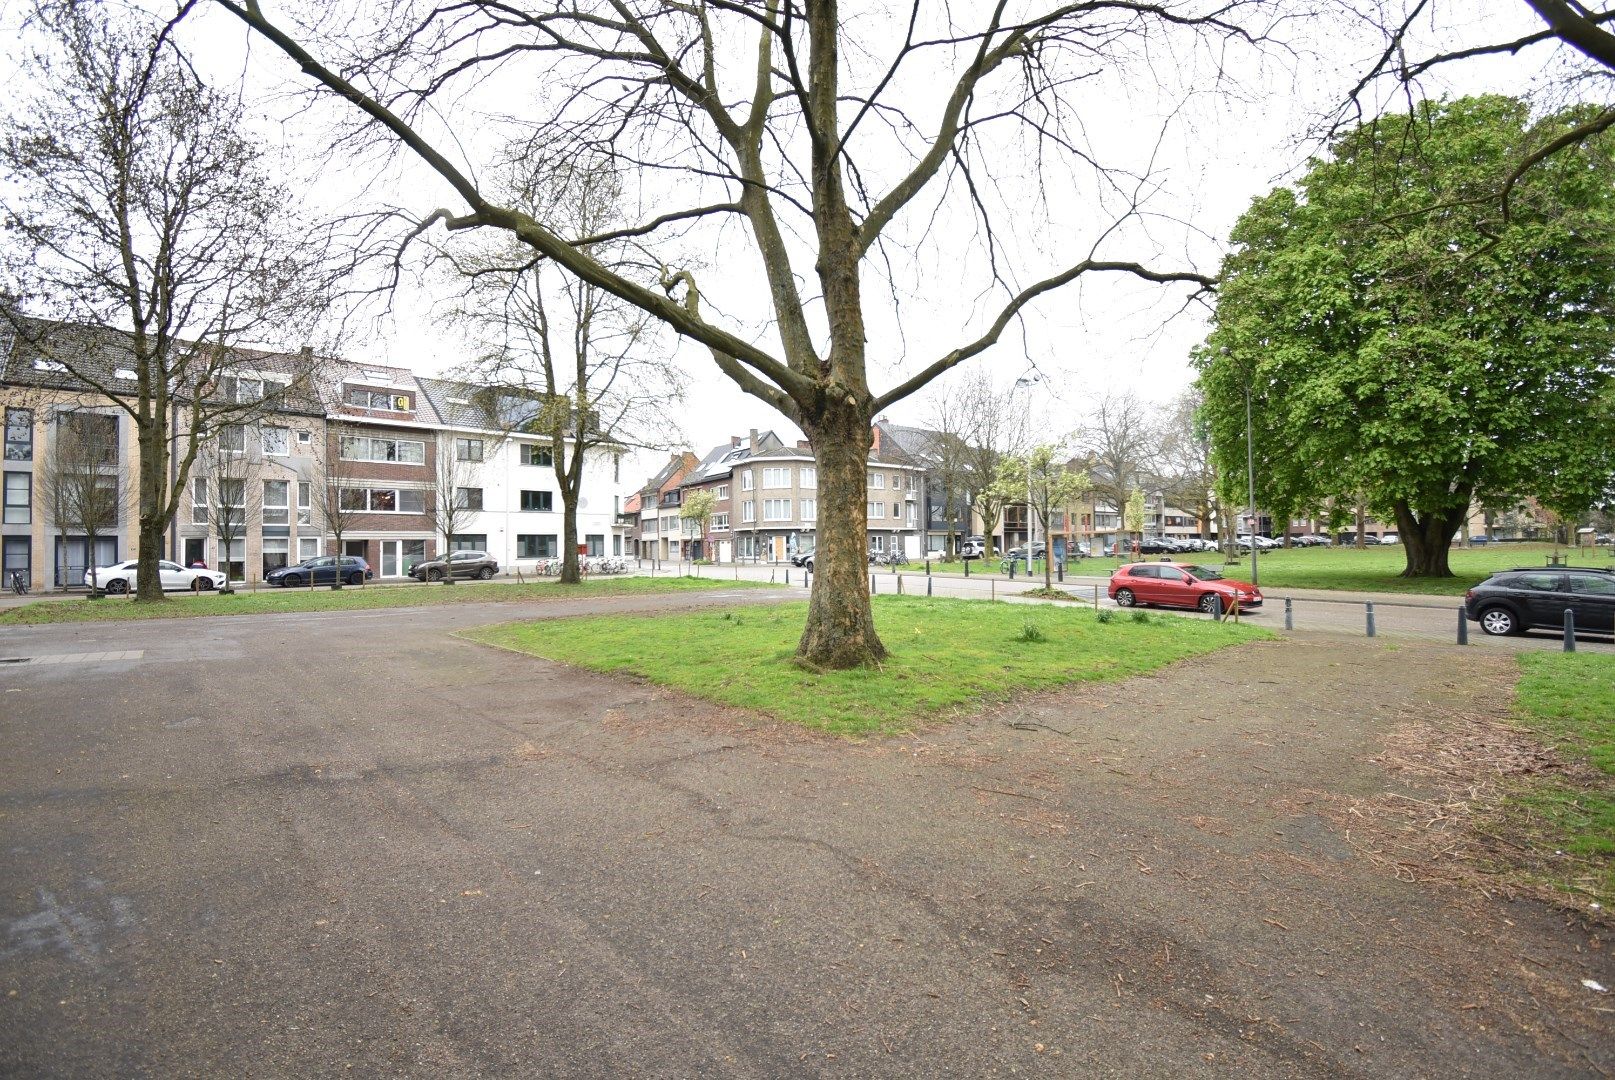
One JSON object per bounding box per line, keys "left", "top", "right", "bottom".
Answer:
{"left": 1, "top": 592, "right": 1609, "bottom": 1077}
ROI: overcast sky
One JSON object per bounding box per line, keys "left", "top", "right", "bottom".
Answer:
{"left": 3, "top": 1, "right": 1586, "bottom": 479}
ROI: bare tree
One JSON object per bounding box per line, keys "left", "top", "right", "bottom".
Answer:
{"left": 38, "top": 410, "right": 122, "bottom": 596}
{"left": 920, "top": 391, "right": 979, "bottom": 560}
{"left": 448, "top": 156, "right": 681, "bottom": 585}
{"left": 993, "top": 445, "right": 1088, "bottom": 592}
{"left": 0, "top": 2, "right": 327, "bottom": 602}
{"left": 1077, "top": 392, "right": 1160, "bottom": 543}
{"left": 195, "top": 432, "right": 259, "bottom": 593}
{"left": 212, "top": 1, "right": 1254, "bottom": 668}
{"left": 1156, "top": 388, "right": 1217, "bottom": 538}
{"left": 425, "top": 436, "right": 482, "bottom": 584}
{"left": 314, "top": 425, "right": 366, "bottom": 589}
{"left": 956, "top": 373, "right": 1027, "bottom": 563}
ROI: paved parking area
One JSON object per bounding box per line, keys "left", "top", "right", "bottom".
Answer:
{"left": 1, "top": 592, "right": 1610, "bottom": 1077}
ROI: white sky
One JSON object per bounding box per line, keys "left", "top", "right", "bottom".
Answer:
{"left": 3, "top": 1, "right": 1591, "bottom": 481}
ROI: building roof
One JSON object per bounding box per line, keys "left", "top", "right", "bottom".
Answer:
{"left": 682, "top": 431, "right": 785, "bottom": 486}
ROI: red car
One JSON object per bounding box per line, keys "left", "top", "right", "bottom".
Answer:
{"left": 1108, "top": 561, "right": 1262, "bottom": 613}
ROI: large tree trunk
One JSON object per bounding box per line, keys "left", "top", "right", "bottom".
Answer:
{"left": 560, "top": 497, "right": 580, "bottom": 584}
{"left": 1393, "top": 498, "right": 1466, "bottom": 577}
{"left": 798, "top": 408, "right": 886, "bottom": 669}
{"left": 134, "top": 421, "right": 166, "bottom": 603}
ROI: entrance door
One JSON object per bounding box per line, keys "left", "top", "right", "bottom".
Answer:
{"left": 380, "top": 540, "right": 401, "bottom": 577}
{"left": 183, "top": 537, "right": 206, "bottom": 569}
{"left": 771, "top": 535, "right": 786, "bottom": 562}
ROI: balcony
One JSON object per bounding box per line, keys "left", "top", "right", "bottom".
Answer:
{"left": 614, "top": 512, "right": 636, "bottom": 526}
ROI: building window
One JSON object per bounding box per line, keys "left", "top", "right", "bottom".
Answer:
{"left": 741, "top": 500, "right": 755, "bottom": 523}
{"left": 339, "top": 435, "right": 425, "bottom": 464}
{"left": 192, "top": 477, "right": 208, "bottom": 523}
{"left": 449, "top": 533, "right": 488, "bottom": 552}
{"left": 716, "top": 484, "right": 728, "bottom": 500}
{"left": 1, "top": 536, "right": 28, "bottom": 585}
{"left": 586, "top": 533, "right": 605, "bottom": 556}
{"left": 613, "top": 534, "right": 622, "bottom": 556}
{"left": 891, "top": 473, "right": 901, "bottom": 489}
{"left": 57, "top": 413, "right": 117, "bottom": 463}
{"left": 800, "top": 467, "right": 816, "bottom": 489}
{"left": 4, "top": 408, "right": 32, "bottom": 461}
{"left": 297, "top": 482, "right": 311, "bottom": 525}
{"left": 868, "top": 472, "right": 884, "bottom": 489}
{"left": 763, "top": 498, "right": 792, "bottom": 521}
{"left": 710, "top": 512, "right": 729, "bottom": 531}
{"left": 517, "top": 534, "right": 557, "bottom": 559}
{"left": 762, "top": 467, "right": 791, "bottom": 488}
{"left": 219, "top": 425, "right": 245, "bottom": 453}
{"left": 263, "top": 480, "right": 289, "bottom": 525}
{"left": 3, "top": 472, "right": 31, "bottom": 524}
{"left": 297, "top": 429, "right": 312, "bottom": 445}
{"left": 221, "top": 539, "right": 246, "bottom": 582}
{"left": 455, "top": 487, "right": 483, "bottom": 511}
{"left": 892, "top": 502, "right": 901, "bottom": 519}
{"left": 800, "top": 499, "right": 816, "bottom": 522}
{"left": 520, "top": 444, "right": 553, "bottom": 467}
{"left": 344, "top": 387, "right": 411, "bottom": 411}
{"left": 741, "top": 471, "right": 754, "bottom": 491}
{"left": 456, "top": 438, "right": 483, "bottom": 462}
{"left": 262, "top": 538, "right": 289, "bottom": 578}
{"left": 339, "top": 487, "right": 424, "bottom": 513}
{"left": 298, "top": 537, "right": 321, "bottom": 561}
{"left": 867, "top": 501, "right": 885, "bottom": 519}
{"left": 520, "top": 490, "right": 554, "bottom": 512}
{"left": 261, "top": 426, "right": 289, "bottom": 456}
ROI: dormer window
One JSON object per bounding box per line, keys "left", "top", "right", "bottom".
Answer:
{"left": 345, "top": 387, "right": 411, "bottom": 411}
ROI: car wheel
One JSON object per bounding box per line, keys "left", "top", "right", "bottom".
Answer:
{"left": 426, "top": 568, "right": 443, "bottom": 581}
{"left": 477, "top": 566, "right": 494, "bottom": 580}
{"left": 105, "top": 579, "right": 128, "bottom": 595}
{"left": 199, "top": 579, "right": 217, "bottom": 591}
{"left": 285, "top": 575, "right": 304, "bottom": 588}
{"left": 1197, "top": 593, "right": 1221, "bottom": 614}
{"left": 347, "top": 572, "right": 364, "bottom": 586}
{"left": 1114, "top": 588, "right": 1136, "bottom": 607}
{"left": 1478, "top": 607, "right": 1519, "bottom": 636}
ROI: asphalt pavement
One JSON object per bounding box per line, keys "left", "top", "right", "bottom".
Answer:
{"left": 1, "top": 590, "right": 1609, "bottom": 1077}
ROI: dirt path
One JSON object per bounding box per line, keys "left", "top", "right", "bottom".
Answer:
{"left": 2, "top": 604, "right": 1610, "bottom": 1077}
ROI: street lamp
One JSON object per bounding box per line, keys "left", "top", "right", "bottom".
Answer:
{"left": 1014, "top": 372, "right": 1041, "bottom": 562}
{"left": 1244, "top": 378, "right": 1259, "bottom": 587}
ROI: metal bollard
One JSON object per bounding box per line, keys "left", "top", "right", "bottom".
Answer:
{"left": 805, "top": 569, "right": 811, "bottom": 590}
{"left": 1366, "top": 601, "right": 1376, "bottom": 638}
{"left": 1009, "top": 561, "right": 1016, "bottom": 580}
{"left": 785, "top": 567, "right": 790, "bottom": 586}
{"left": 1284, "top": 597, "right": 1293, "bottom": 631}
{"left": 1208, "top": 593, "right": 1223, "bottom": 620}
{"left": 897, "top": 574, "right": 903, "bottom": 595}
{"left": 871, "top": 573, "right": 876, "bottom": 595}
{"left": 1456, "top": 605, "right": 1468, "bottom": 645}
{"left": 1564, "top": 607, "right": 1576, "bottom": 652}
{"left": 1093, "top": 584, "right": 1100, "bottom": 611}
{"left": 965, "top": 560, "right": 970, "bottom": 577}
{"left": 927, "top": 575, "right": 933, "bottom": 597}
{"left": 1057, "top": 563, "right": 1063, "bottom": 583}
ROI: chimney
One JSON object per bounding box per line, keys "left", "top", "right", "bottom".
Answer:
{"left": 731, "top": 436, "right": 741, "bottom": 448}
{"left": 871, "top": 425, "right": 881, "bottom": 454}
{"left": 748, "top": 428, "right": 758, "bottom": 451}
{"left": 797, "top": 440, "right": 810, "bottom": 450}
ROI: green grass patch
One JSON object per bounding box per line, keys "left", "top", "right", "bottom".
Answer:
{"left": 901, "top": 543, "right": 1613, "bottom": 596}
{"left": 0, "top": 575, "right": 759, "bottom": 626}
{"left": 462, "top": 594, "right": 1269, "bottom": 736}
{"left": 1503, "top": 652, "right": 1615, "bottom": 903}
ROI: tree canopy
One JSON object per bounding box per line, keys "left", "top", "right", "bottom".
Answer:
{"left": 1197, "top": 95, "right": 1615, "bottom": 577}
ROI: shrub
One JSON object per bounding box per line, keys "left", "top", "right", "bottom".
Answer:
{"left": 1095, "top": 609, "right": 1114, "bottom": 624}
{"left": 1130, "top": 609, "right": 1151, "bottom": 624}
{"left": 1017, "top": 621, "right": 1048, "bottom": 643}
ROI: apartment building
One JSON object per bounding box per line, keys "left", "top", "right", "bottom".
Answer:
{"left": 632, "top": 452, "right": 698, "bottom": 561}
{"left": 680, "top": 430, "right": 784, "bottom": 561}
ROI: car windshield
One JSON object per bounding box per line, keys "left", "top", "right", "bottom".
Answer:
{"left": 1185, "top": 565, "right": 1223, "bottom": 580}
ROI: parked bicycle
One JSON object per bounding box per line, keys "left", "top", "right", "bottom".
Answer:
{"left": 8, "top": 570, "right": 27, "bottom": 596}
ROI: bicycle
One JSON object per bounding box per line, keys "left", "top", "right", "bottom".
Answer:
{"left": 8, "top": 570, "right": 27, "bottom": 596}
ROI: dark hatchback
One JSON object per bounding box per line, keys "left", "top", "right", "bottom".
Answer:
{"left": 267, "top": 555, "right": 373, "bottom": 588}
{"left": 1464, "top": 567, "right": 1615, "bottom": 636}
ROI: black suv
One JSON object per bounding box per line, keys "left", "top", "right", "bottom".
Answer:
{"left": 1464, "top": 567, "right": 1615, "bottom": 636}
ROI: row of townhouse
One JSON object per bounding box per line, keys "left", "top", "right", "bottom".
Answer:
{"left": 0, "top": 320, "right": 622, "bottom": 590}
{"left": 626, "top": 427, "right": 928, "bottom": 563}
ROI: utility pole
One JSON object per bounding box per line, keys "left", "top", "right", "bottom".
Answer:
{"left": 1245, "top": 379, "right": 1259, "bottom": 587}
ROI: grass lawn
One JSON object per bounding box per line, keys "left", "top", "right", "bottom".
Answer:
{"left": 900, "top": 543, "right": 1613, "bottom": 596}
{"left": 1505, "top": 652, "right": 1615, "bottom": 904}
{"left": 0, "top": 575, "right": 761, "bottom": 626}
{"left": 463, "top": 594, "right": 1270, "bottom": 736}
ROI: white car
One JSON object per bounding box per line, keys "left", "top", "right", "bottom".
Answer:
{"left": 85, "top": 559, "right": 226, "bottom": 594}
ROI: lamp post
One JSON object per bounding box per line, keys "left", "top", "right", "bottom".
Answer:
{"left": 1244, "top": 379, "right": 1259, "bottom": 587}
{"left": 1014, "top": 372, "right": 1041, "bottom": 563}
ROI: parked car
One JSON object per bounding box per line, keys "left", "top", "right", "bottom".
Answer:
{"left": 1235, "top": 534, "right": 1278, "bottom": 551}
{"left": 410, "top": 551, "right": 499, "bottom": 581}
{"left": 1003, "top": 543, "right": 1048, "bottom": 562}
{"left": 1464, "top": 567, "right": 1615, "bottom": 636}
{"left": 790, "top": 550, "right": 815, "bottom": 567}
{"left": 1466, "top": 534, "right": 1490, "bottom": 546}
{"left": 266, "top": 555, "right": 373, "bottom": 588}
{"left": 85, "top": 559, "right": 226, "bottom": 594}
{"left": 960, "top": 536, "right": 986, "bottom": 560}
{"left": 1379, "top": 533, "right": 1400, "bottom": 545}
{"left": 1109, "top": 561, "right": 1263, "bottom": 613}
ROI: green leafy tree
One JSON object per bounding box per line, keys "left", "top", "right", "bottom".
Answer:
{"left": 994, "top": 446, "right": 1088, "bottom": 591}
{"left": 1197, "top": 95, "right": 1615, "bottom": 578}
{"left": 680, "top": 489, "right": 717, "bottom": 561}
{"left": 1123, "top": 489, "right": 1146, "bottom": 554}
